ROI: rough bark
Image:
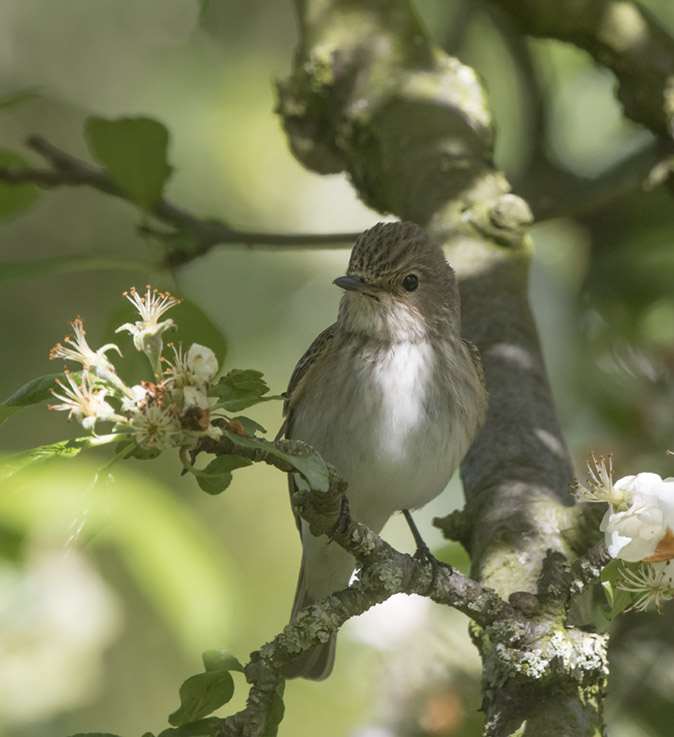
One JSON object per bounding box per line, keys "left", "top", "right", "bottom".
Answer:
{"left": 278, "top": 1, "right": 608, "bottom": 734}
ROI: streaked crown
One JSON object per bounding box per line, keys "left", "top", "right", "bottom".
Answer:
{"left": 337, "top": 221, "right": 461, "bottom": 341}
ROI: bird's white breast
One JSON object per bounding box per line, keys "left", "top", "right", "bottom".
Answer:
{"left": 291, "top": 338, "right": 468, "bottom": 533}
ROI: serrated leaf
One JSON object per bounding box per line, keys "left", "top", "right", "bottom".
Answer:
{"left": 157, "top": 718, "right": 222, "bottom": 737}
{"left": 0, "top": 373, "right": 71, "bottom": 426}
{"left": 210, "top": 369, "right": 280, "bottom": 411}
{"left": 169, "top": 671, "right": 234, "bottom": 727}
{"left": 223, "top": 431, "right": 330, "bottom": 492}
{"left": 202, "top": 649, "right": 244, "bottom": 673}
{"left": 0, "top": 436, "right": 112, "bottom": 480}
{"left": 85, "top": 116, "right": 172, "bottom": 212}
{"left": 196, "top": 455, "right": 252, "bottom": 495}
{"left": 0, "top": 150, "right": 40, "bottom": 221}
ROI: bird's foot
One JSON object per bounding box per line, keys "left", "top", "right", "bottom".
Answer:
{"left": 403, "top": 509, "right": 453, "bottom": 591}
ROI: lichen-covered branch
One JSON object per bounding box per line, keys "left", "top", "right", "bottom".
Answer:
{"left": 0, "top": 135, "right": 359, "bottom": 262}
{"left": 278, "top": 1, "right": 607, "bottom": 735}
{"left": 489, "top": 0, "right": 674, "bottom": 142}
{"left": 195, "top": 434, "right": 523, "bottom": 736}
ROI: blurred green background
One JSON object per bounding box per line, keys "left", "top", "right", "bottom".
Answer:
{"left": 1, "top": 1, "right": 674, "bottom": 735}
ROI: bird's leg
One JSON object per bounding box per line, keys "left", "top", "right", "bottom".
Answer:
{"left": 402, "top": 509, "right": 431, "bottom": 556}
{"left": 402, "top": 509, "right": 452, "bottom": 589}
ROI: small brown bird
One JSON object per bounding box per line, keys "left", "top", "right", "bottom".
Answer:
{"left": 280, "top": 221, "right": 486, "bottom": 680}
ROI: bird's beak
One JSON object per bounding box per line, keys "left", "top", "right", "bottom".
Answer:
{"left": 333, "top": 275, "right": 381, "bottom": 299}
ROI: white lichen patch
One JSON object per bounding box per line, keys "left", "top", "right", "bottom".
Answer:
{"left": 551, "top": 631, "right": 609, "bottom": 677}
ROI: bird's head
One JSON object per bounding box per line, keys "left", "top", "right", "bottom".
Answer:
{"left": 335, "top": 222, "right": 460, "bottom": 343}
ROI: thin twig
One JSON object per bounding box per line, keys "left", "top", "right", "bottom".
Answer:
{"left": 0, "top": 134, "right": 360, "bottom": 264}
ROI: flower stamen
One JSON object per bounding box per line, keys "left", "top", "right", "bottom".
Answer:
{"left": 573, "top": 452, "right": 625, "bottom": 505}
{"left": 616, "top": 562, "right": 674, "bottom": 613}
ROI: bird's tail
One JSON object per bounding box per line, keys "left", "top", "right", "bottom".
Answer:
{"left": 282, "top": 560, "right": 339, "bottom": 680}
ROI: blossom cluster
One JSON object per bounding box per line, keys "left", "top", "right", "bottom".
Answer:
{"left": 49, "top": 286, "right": 221, "bottom": 452}
{"left": 574, "top": 453, "right": 674, "bottom": 612}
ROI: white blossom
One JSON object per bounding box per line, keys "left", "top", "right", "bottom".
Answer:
{"left": 123, "top": 403, "right": 182, "bottom": 450}
{"left": 186, "top": 344, "right": 218, "bottom": 383}
{"left": 183, "top": 386, "right": 210, "bottom": 410}
{"left": 163, "top": 342, "right": 192, "bottom": 388}
{"left": 49, "top": 372, "right": 120, "bottom": 431}
{"left": 600, "top": 473, "right": 674, "bottom": 562}
{"left": 116, "top": 286, "right": 180, "bottom": 375}
{"left": 616, "top": 561, "right": 674, "bottom": 612}
{"left": 573, "top": 453, "right": 627, "bottom": 505}
{"left": 120, "top": 384, "right": 151, "bottom": 413}
{"left": 50, "top": 318, "right": 123, "bottom": 390}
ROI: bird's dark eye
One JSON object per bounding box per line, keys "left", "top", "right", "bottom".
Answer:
{"left": 402, "top": 274, "right": 419, "bottom": 292}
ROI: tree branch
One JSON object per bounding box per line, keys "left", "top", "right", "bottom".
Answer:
{"left": 0, "top": 135, "right": 359, "bottom": 264}
{"left": 489, "top": 0, "right": 674, "bottom": 143}
{"left": 519, "top": 141, "right": 667, "bottom": 221}
{"left": 193, "top": 433, "right": 524, "bottom": 736}
{"left": 480, "top": 1, "right": 671, "bottom": 220}
{"left": 278, "top": 1, "right": 608, "bottom": 734}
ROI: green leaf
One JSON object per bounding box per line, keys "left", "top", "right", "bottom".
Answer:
{"left": 0, "top": 87, "right": 41, "bottom": 110}
{"left": 68, "top": 733, "right": 124, "bottom": 737}
{"left": 0, "top": 436, "right": 109, "bottom": 480}
{"left": 229, "top": 415, "right": 266, "bottom": 436}
{"left": 202, "top": 649, "right": 244, "bottom": 673}
{"left": 157, "top": 718, "right": 222, "bottom": 737}
{"left": 223, "top": 431, "right": 330, "bottom": 492}
{"left": 196, "top": 455, "right": 252, "bottom": 495}
{"left": 168, "top": 671, "right": 234, "bottom": 727}
{"left": 0, "top": 150, "right": 40, "bottom": 221}
{"left": 85, "top": 116, "right": 173, "bottom": 212}
{"left": 210, "top": 369, "right": 280, "bottom": 411}
{"left": 599, "top": 558, "right": 632, "bottom": 620}
{"left": 0, "top": 373, "right": 68, "bottom": 426}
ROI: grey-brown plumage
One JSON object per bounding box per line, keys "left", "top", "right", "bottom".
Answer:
{"left": 281, "top": 221, "right": 486, "bottom": 680}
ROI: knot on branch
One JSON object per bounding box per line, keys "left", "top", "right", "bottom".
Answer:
{"left": 456, "top": 194, "right": 533, "bottom": 249}
{"left": 433, "top": 508, "right": 472, "bottom": 547}
{"left": 276, "top": 9, "right": 508, "bottom": 220}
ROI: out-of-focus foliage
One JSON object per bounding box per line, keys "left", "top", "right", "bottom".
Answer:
{"left": 1, "top": 0, "right": 674, "bottom": 736}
